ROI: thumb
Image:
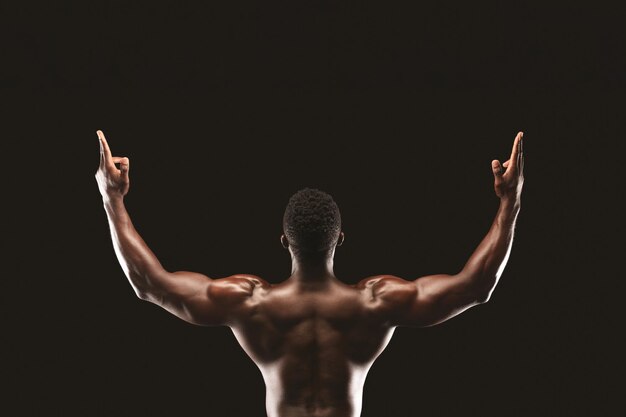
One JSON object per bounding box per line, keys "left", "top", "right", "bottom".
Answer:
{"left": 120, "top": 157, "right": 130, "bottom": 180}
{"left": 491, "top": 160, "right": 503, "bottom": 179}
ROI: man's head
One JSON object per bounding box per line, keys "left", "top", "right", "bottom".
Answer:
{"left": 281, "top": 188, "right": 343, "bottom": 259}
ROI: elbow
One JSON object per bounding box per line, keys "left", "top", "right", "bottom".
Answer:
{"left": 134, "top": 286, "right": 162, "bottom": 304}
{"left": 470, "top": 272, "right": 499, "bottom": 304}
{"left": 131, "top": 281, "right": 150, "bottom": 301}
{"left": 474, "top": 286, "right": 494, "bottom": 304}
{"left": 126, "top": 272, "right": 150, "bottom": 301}
{"left": 475, "top": 293, "right": 491, "bottom": 304}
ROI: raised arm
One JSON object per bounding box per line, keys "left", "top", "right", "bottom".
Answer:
{"left": 362, "top": 132, "right": 524, "bottom": 327}
{"left": 94, "top": 130, "right": 264, "bottom": 326}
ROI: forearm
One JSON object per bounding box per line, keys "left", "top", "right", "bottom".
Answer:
{"left": 103, "top": 196, "right": 167, "bottom": 297}
{"left": 458, "top": 197, "right": 520, "bottom": 297}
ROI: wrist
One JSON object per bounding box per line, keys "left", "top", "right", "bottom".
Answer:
{"left": 103, "top": 194, "right": 125, "bottom": 211}
{"left": 500, "top": 195, "right": 521, "bottom": 212}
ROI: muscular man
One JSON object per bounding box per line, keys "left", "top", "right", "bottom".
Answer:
{"left": 95, "top": 130, "right": 524, "bottom": 417}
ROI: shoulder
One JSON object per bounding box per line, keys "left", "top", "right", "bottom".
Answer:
{"left": 354, "top": 275, "right": 416, "bottom": 302}
{"left": 209, "top": 274, "right": 272, "bottom": 300}
{"left": 354, "top": 274, "right": 413, "bottom": 290}
{"left": 351, "top": 275, "right": 418, "bottom": 325}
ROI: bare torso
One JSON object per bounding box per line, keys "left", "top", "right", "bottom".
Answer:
{"left": 230, "top": 276, "right": 395, "bottom": 417}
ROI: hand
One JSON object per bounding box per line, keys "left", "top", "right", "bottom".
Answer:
{"left": 491, "top": 131, "right": 524, "bottom": 201}
{"left": 95, "top": 130, "right": 130, "bottom": 200}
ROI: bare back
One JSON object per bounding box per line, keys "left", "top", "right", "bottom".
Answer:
{"left": 96, "top": 130, "right": 522, "bottom": 417}
{"left": 230, "top": 277, "right": 396, "bottom": 417}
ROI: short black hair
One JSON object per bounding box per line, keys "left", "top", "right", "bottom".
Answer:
{"left": 283, "top": 188, "right": 341, "bottom": 255}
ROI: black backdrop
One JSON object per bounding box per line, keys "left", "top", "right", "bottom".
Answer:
{"left": 4, "top": 2, "right": 622, "bottom": 416}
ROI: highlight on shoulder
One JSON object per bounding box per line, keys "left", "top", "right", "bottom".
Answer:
{"left": 355, "top": 275, "right": 417, "bottom": 305}
{"left": 209, "top": 274, "right": 271, "bottom": 299}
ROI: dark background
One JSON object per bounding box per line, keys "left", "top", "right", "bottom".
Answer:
{"left": 3, "top": 1, "right": 622, "bottom": 416}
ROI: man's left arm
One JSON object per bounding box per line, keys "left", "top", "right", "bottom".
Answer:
{"left": 95, "top": 130, "right": 259, "bottom": 326}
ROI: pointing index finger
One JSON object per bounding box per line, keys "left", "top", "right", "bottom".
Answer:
{"left": 509, "top": 131, "right": 523, "bottom": 169}
{"left": 519, "top": 132, "right": 524, "bottom": 175}
{"left": 97, "top": 130, "right": 113, "bottom": 165}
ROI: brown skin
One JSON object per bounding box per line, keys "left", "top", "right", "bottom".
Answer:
{"left": 96, "top": 130, "right": 524, "bottom": 417}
